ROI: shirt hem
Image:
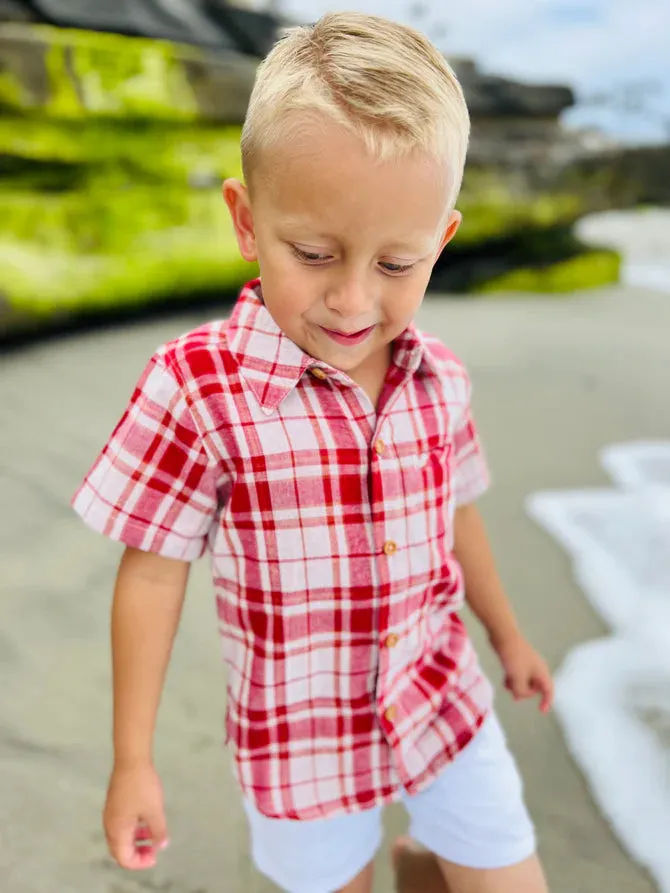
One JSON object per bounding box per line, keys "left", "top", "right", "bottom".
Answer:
{"left": 231, "top": 703, "right": 494, "bottom": 822}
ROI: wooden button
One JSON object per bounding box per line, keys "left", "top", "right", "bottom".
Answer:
{"left": 384, "top": 706, "right": 397, "bottom": 722}
{"left": 310, "top": 367, "right": 328, "bottom": 380}
{"left": 383, "top": 540, "right": 397, "bottom": 556}
{"left": 385, "top": 633, "right": 400, "bottom": 649}
{"left": 374, "top": 439, "right": 386, "bottom": 456}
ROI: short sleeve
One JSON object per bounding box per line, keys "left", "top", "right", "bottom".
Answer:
{"left": 451, "top": 381, "right": 490, "bottom": 506}
{"left": 71, "top": 354, "right": 219, "bottom": 561}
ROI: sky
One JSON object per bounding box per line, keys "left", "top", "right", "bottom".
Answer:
{"left": 253, "top": 0, "right": 670, "bottom": 144}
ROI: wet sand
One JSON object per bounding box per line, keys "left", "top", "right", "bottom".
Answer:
{"left": 1, "top": 277, "right": 668, "bottom": 892}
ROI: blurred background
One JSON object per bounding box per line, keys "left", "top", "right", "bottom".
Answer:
{"left": 1, "top": 2, "right": 669, "bottom": 892}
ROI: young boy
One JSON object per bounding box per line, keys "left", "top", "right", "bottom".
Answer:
{"left": 72, "top": 12, "right": 554, "bottom": 893}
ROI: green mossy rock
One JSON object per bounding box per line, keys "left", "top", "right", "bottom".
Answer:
{"left": 457, "top": 168, "right": 585, "bottom": 244}
{"left": 0, "top": 118, "right": 245, "bottom": 185}
{"left": 0, "top": 23, "right": 257, "bottom": 122}
{"left": 474, "top": 247, "right": 621, "bottom": 294}
{"left": 0, "top": 185, "right": 257, "bottom": 327}
{"left": 0, "top": 23, "right": 257, "bottom": 335}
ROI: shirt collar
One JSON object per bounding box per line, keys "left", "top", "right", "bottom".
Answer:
{"left": 226, "top": 279, "right": 440, "bottom": 413}
{"left": 392, "top": 321, "right": 441, "bottom": 379}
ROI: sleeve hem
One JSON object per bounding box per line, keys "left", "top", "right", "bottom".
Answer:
{"left": 453, "top": 477, "right": 491, "bottom": 507}
{"left": 71, "top": 490, "right": 206, "bottom": 563}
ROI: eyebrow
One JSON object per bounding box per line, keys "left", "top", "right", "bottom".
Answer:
{"left": 277, "top": 217, "right": 334, "bottom": 240}
{"left": 383, "top": 240, "right": 435, "bottom": 257}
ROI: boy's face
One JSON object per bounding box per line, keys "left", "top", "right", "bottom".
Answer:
{"left": 224, "top": 115, "right": 461, "bottom": 378}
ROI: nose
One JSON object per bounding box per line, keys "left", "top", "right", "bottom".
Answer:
{"left": 324, "top": 268, "right": 376, "bottom": 319}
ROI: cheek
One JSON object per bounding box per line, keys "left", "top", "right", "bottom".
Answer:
{"left": 255, "top": 235, "right": 287, "bottom": 274}
{"left": 384, "top": 281, "right": 426, "bottom": 326}
{"left": 258, "top": 239, "right": 309, "bottom": 287}
{"left": 274, "top": 266, "right": 318, "bottom": 306}
{"left": 258, "top": 265, "right": 319, "bottom": 325}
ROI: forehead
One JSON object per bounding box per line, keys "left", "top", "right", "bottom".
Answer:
{"left": 253, "top": 116, "right": 452, "bottom": 246}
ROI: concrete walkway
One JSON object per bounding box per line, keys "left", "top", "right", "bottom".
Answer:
{"left": 1, "top": 281, "right": 668, "bottom": 893}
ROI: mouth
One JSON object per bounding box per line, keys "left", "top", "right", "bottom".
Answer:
{"left": 320, "top": 324, "right": 376, "bottom": 346}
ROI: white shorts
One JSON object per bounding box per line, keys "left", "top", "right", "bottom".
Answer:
{"left": 243, "top": 713, "right": 536, "bottom": 893}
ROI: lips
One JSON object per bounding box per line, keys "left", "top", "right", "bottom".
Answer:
{"left": 320, "top": 325, "right": 376, "bottom": 346}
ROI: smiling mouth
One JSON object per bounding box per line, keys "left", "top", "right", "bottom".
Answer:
{"left": 320, "top": 325, "right": 376, "bottom": 346}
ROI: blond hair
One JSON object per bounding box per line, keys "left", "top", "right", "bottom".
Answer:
{"left": 241, "top": 12, "right": 470, "bottom": 208}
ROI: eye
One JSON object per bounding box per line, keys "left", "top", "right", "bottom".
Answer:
{"left": 379, "top": 261, "right": 416, "bottom": 275}
{"left": 291, "top": 245, "right": 332, "bottom": 265}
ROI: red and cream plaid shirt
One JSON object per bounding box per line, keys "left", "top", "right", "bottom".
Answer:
{"left": 72, "top": 280, "right": 493, "bottom": 820}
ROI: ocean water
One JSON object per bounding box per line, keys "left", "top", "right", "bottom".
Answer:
{"left": 576, "top": 209, "right": 670, "bottom": 295}
{"left": 527, "top": 442, "right": 670, "bottom": 892}
{"left": 623, "top": 263, "right": 670, "bottom": 293}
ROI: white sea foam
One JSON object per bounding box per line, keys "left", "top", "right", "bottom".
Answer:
{"left": 527, "top": 442, "right": 670, "bottom": 892}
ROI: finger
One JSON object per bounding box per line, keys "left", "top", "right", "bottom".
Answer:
{"left": 534, "top": 673, "right": 555, "bottom": 713}
{"left": 504, "top": 674, "right": 521, "bottom": 698}
{"left": 133, "top": 823, "right": 164, "bottom": 867}
{"left": 108, "top": 823, "right": 156, "bottom": 870}
{"left": 507, "top": 673, "right": 534, "bottom": 700}
{"left": 144, "top": 809, "right": 169, "bottom": 852}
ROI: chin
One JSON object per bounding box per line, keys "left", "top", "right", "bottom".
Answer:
{"left": 328, "top": 355, "right": 358, "bottom": 369}
{"left": 328, "top": 351, "right": 371, "bottom": 372}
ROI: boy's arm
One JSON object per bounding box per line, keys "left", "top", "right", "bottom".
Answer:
{"left": 103, "top": 546, "right": 189, "bottom": 870}
{"left": 111, "top": 546, "right": 190, "bottom": 768}
{"left": 453, "top": 503, "right": 554, "bottom": 713}
{"left": 453, "top": 503, "right": 520, "bottom": 649}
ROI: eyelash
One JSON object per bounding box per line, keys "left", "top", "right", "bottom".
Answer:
{"left": 291, "top": 246, "right": 330, "bottom": 265}
{"left": 291, "top": 246, "right": 416, "bottom": 276}
{"left": 380, "top": 261, "right": 416, "bottom": 275}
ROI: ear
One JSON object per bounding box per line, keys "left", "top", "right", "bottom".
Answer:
{"left": 223, "top": 179, "right": 258, "bottom": 262}
{"left": 435, "top": 210, "right": 462, "bottom": 261}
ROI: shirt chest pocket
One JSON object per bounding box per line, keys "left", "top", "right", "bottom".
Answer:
{"left": 393, "top": 434, "right": 452, "bottom": 495}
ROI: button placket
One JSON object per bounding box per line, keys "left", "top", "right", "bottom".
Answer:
{"left": 371, "top": 417, "right": 405, "bottom": 689}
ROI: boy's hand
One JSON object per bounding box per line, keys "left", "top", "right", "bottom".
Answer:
{"left": 492, "top": 633, "right": 554, "bottom": 714}
{"left": 104, "top": 764, "right": 169, "bottom": 870}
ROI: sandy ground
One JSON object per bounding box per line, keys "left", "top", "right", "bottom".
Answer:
{"left": 1, "top": 274, "right": 668, "bottom": 893}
